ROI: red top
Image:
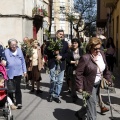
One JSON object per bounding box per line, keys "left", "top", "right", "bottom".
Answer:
{"left": 0, "top": 86, "right": 6, "bottom": 100}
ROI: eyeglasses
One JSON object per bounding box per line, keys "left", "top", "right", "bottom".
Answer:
{"left": 93, "top": 47, "right": 101, "bottom": 51}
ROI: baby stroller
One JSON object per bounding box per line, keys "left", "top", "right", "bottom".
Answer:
{"left": 0, "top": 63, "right": 14, "bottom": 120}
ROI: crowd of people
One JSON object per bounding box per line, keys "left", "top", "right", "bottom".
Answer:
{"left": 0, "top": 29, "right": 115, "bottom": 120}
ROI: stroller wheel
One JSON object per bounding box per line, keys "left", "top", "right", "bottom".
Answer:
{"left": 10, "top": 115, "right": 14, "bottom": 120}
{"left": 5, "top": 115, "right": 14, "bottom": 120}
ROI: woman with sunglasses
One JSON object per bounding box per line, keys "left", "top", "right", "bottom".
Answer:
{"left": 75, "top": 37, "right": 112, "bottom": 120}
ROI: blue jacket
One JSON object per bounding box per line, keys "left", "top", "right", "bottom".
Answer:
{"left": 0, "top": 45, "right": 6, "bottom": 61}
{"left": 44, "top": 39, "right": 68, "bottom": 70}
{"left": 5, "top": 47, "right": 27, "bottom": 79}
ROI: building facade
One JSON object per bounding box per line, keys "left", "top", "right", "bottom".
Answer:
{"left": 0, "top": 0, "right": 52, "bottom": 46}
{"left": 97, "top": 0, "right": 120, "bottom": 67}
{"left": 51, "top": 0, "right": 74, "bottom": 39}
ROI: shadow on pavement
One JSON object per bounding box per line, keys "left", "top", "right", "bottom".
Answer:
{"left": 109, "top": 117, "right": 120, "bottom": 120}
{"left": 61, "top": 81, "right": 83, "bottom": 106}
{"left": 102, "top": 95, "right": 120, "bottom": 105}
{"left": 40, "top": 82, "right": 50, "bottom": 88}
{"left": 113, "top": 67, "right": 120, "bottom": 89}
{"left": 53, "top": 108, "right": 77, "bottom": 120}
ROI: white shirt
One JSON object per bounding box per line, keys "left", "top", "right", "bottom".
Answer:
{"left": 12, "top": 50, "right": 17, "bottom": 56}
{"left": 32, "top": 48, "right": 38, "bottom": 66}
{"left": 92, "top": 53, "right": 106, "bottom": 83}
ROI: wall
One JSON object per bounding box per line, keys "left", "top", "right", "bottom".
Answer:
{"left": 112, "top": 0, "right": 120, "bottom": 66}
{"left": 0, "top": 0, "right": 34, "bottom": 46}
{"left": 0, "top": 18, "right": 22, "bottom": 46}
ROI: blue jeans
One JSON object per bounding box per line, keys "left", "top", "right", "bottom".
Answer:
{"left": 49, "top": 65, "right": 64, "bottom": 98}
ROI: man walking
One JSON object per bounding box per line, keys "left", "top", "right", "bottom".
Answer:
{"left": 45, "top": 30, "right": 68, "bottom": 103}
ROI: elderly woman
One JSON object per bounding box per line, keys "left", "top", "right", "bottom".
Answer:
{"left": 5, "top": 38, "right": 27, "bottom": 109}
{"left": 75, "top": 37, "right": 112, "bottom": 120}
{"left": 29, "top": 40, "right": 43, "bottom": 94}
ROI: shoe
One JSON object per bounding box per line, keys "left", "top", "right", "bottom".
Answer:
{"left": 10, "top": 104, "right": 17, "bottom": 110}
{"left": 100, "top": 106, "right": 109, "bottom": 114}
{"left": 36, "top": 89, "right": 43, "bottom": 94}
{"left": 72, "top": 95, "right": 79, "bottom": 103}
{"left": 48, "top": 95, "right": 53, "bottom": 102}
{"left": 30, "top": 89, "right": 34, "bottom": 93}
{"left": 17, "top": 104, "right": 22, "bottom": 109}
{"left": 75, "top": 111, "right": 82, "bottom": 120}
{"left": 54, "top": 98, "right": 61, "bottom": 103}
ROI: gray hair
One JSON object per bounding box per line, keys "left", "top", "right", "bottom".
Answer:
{"left": 8, "top": 38, "right": 18, "bottom": 45}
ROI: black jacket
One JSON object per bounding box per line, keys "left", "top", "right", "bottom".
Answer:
{"left": 66, "top": 48, "right": 83, "bottom": 77}
{"left": 44, "top": 39, "right": 68, "bottom": 70}
{"left": 0, "top": 45, "right": 6, "bottom": 61}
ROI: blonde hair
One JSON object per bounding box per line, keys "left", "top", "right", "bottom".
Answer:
{"left": 87, "top": 37, "right": 102, "bottom": 52}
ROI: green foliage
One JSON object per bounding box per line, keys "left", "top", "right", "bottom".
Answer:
{"left": 42, "top": 9, "right": 48, "bottom": 17}
{"left": 20, "top": 42, "right": 33, "bottom": 57}
{"left": 45, "top": 29, "right": 63, "bottom": 52}
{"left": 81, "top": 42, "right": 87, "bottom": 54}
{"left": 66, "top": 14, "right": 76, "bottom": 23}
{"left": 111, "top": 75, "right": 115, "bottom": 81}
{"left": 82, "top": 91, "right": 90, "bottom": 107}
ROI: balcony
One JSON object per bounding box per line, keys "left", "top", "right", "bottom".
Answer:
{"left": 32, "top": 7, "right": 47, "bottom": 18}
{"left": 104, "top": 0, "right": 118, "bottom": 8}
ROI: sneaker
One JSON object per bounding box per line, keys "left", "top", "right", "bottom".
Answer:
{"left": 54, "top": 98, "right": 61, "bottom": 103}
{"left": 36, "top": 89, "right": 43, "bottom": 94}
{"left": 10, "top": 104, "right": 17, "bottom": 110}
{"left": 72, "top": 95, "right": 79, "bottom": 103}
{"left": 75, "top": 111, "right": 82, "bottom": 120}
{"left": 30, "top": 89, "right": 34, "bottom": 93}
{"left": 48, "top": 95, "right": 53, "bottom": 102}
{"left": 17, "top": 104, "right": 22, "bottom": 109}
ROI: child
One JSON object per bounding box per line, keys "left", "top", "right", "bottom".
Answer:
{"left": 0, "top": 76, "right": 17, "bottom": 110}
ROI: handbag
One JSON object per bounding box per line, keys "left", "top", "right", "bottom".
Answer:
{"left": 100, "top": 77, "right": 109, "bottom": 89}
{"left": 7, "top": 79, "right": 16, "bottom": 93}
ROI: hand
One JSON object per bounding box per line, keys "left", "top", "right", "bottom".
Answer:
{"left": 54, "top": 51, "right": 59, "bottom": 55}
{"left": 23, "top": 73, "right": 27, "bottom": 77}
{"left": 108, "top": 82, "right": 113, "bottom": 87}
{"left": 1, "top": 60, "right": 6, "bottom": 66}
{"left": 75, "top": 61, "right": 79, "bottom": 66}
{"left": 56, "top": 55, "right": 62, "bottom": 61}
{"left": 78, "top": 89, "right": 83, "bottom": 93}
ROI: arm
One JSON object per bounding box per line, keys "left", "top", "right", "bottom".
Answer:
{"left": 60, "top": 41, "right": 69, "bottom": 60}
{"left": 75, "top": 56, "right": 86, "bottom": 91}
{"left": 20, "top": 49, "right": 27, "bottom": 74}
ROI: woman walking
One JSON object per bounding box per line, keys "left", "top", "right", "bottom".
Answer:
{"left": 75, "top": 37, "right": 112, "bottom": 120}
{"left": 66, "top": 38, "right": 83, "bottom": 103}
{"left": 106, "top": 37, "right": 116, "bottom": 72}
{"left": 30, "top": 39, "right": 43, "bottom": 94}
{"left": 5, "top": 38, "right": 27, "bottom": 109}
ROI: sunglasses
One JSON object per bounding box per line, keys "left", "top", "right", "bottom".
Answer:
{"left": 93, "top": 47, "right": 101, "bottom": 51}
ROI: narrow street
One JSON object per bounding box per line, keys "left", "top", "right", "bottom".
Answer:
{"left": 9, "top": 69, "right": 120, "bottom": 120}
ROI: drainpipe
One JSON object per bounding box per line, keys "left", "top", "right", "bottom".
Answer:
{"left": 22, "top": 0, "right": 25, "bottom": 40}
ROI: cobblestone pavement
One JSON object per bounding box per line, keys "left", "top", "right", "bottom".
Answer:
{"left": 2, "top": 69, "right": 120, "bottom": 120}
